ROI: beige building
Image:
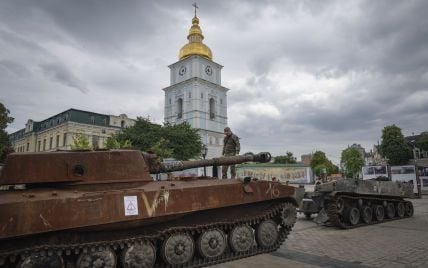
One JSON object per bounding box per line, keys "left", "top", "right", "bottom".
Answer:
{"left": 9, "top": 109, "right": 135, "bottom": 152}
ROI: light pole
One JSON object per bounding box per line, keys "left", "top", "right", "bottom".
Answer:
{"left": 201, "top": 144, "right": 208, "bottom": 176}
{"left": 410, "top": 140, "right": 417, "bottom": 164}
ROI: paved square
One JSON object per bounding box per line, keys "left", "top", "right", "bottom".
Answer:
{"left": 216, "top": 197, "right": 428, "bottom": 268}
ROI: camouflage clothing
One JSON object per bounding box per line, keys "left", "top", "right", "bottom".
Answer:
{"left": 222, "top": 134, "right": 240, "bottom": 155}
{"left": 222, "top": 129, "right": 240, "bottom": 179}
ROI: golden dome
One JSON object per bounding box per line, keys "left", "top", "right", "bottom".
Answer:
{"left": 179, "top": 16, "right": 213, "bottom": 60}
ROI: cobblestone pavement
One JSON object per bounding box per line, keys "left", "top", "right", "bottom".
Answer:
{"left": 215, "top": 197, "right": 428, "bottom": 268}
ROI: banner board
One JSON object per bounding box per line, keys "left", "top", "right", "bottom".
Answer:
{"left": 362, "top": 165, "right": 388, "bottom": 180}
{"left": 236, "top": 164, "right": 313, "bottom": 184}
{"left": 390, "top": 165, "right": 419, "bottom": 194}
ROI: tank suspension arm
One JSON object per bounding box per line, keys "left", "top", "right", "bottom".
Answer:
{"left": 144, "top": 152, "right": 271, "bottom": 174}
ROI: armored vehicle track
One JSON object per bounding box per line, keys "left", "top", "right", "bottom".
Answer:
{"left": 0, "top": 201, "right": 296, "bottom": 268}
{"left": 325, "top": 194, "right": 414, "bottom": 229}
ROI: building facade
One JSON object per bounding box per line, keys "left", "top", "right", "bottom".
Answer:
{"left": 163, "top": 14, "right": 228, "bottom": 161}
{"left": 9, "top": 109, "right": 135, "bottom": 152}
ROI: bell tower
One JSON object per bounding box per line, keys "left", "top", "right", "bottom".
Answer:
{"left": 163, "top": 7, "right": 228, "bottom": 159}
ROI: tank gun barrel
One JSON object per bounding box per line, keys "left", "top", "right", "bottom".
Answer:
{"left": 144, "top": 152, "right": 271, "bottom": 174}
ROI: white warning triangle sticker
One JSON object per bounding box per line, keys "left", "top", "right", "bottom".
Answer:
{"left": 124, "top": 196, "right": 138, "bottom": 216}
{"left": 127, "top": 201, "right": 136, "bottom": 211}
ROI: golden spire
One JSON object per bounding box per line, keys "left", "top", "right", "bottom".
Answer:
{"left": 178, "top": 3, "right": 213, "bottom": 60}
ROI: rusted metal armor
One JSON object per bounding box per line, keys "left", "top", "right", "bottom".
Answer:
{"left": 0, "top": 150, "right": 303, "bottom": 268}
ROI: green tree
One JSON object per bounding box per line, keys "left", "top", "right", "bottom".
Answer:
{"left": 116, "top": 117, "right": 162, "bottom": 151}
{"left": 341, "top": 148, "right": 364, "bottom": 178}
{"left": 71, "top": 134, "right": 92, "bottom": 150}
{"left": 0, "top": 103, "right": 14, "bottom": 162}
{"left": 310, "top": 150, "right": 339, "bottom": 176}
{"left": 274, "top": 151, "right": 297, "bottom": 164}
{"left": 150, "top": 138, "right": 173, "bottom": 160}
{"left": 105, "top": 135, "right": 132, "bottom": 149}
{"left": 162, "top": 122, "right": 202, "bottom": 160}
{"left": 116, "top": 117, "right": 202, "bottom": 160}
{"left": 380, "top": 125, "right": 412, "bottom": 165}
{"left": 416, "top": 132, "right": 428, "bottom": 151}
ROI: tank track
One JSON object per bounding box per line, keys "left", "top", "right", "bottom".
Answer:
{"left": 0, "top": 201, "right": 296, "bottom": 268}
{"left": 325, "top": 194, "right": 413, "bottom": 229}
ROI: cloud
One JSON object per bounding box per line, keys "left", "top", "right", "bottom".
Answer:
{"left": 1, "top": 0, "right": 428, "bottom": 165}
{"left": 40, "top": 63, "right": 88, "bottom": 93}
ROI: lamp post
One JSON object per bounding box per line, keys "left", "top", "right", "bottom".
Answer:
{"left": 410, "top": 140, "right": 417, "bottom": 164}
{"left": 201, "top": 144, "right": 208, "bottom": 176}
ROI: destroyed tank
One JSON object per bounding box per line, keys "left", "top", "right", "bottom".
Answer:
{"left": 0, "top": 150, "right": 303, "bottom": 268}
{"left": 306, "top": 177, "right": 414, "bottom": 229}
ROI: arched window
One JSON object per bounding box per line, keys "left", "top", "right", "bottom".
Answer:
{"left": 209, "top": 98, "right": 215, "bottom": 119}
{"left": 177, "top": 98, "right": 183, "bottom": 119}
{"left": 121, "top": 120, "right": 125, "bottom": 128}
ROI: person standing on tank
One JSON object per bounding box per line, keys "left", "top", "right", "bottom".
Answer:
{"left": 222, "top": 127, "right": 240, "bottom": 179}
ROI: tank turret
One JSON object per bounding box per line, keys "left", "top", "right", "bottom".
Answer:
{"left": 0, "top": 151, "right": 271, "bottom": 186}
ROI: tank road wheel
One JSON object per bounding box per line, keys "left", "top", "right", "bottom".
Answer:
{"left": 76, "top": 248, "right": 116, "bottom": 268}
{"left": 386, "top": 203, "right": 395, "bottom": 219}
{"left": 374, "top": 205, "right": 385, "bottom": 221}
{"left": 405, "top": 202, "right": 414, "bottom": 217}
{"left": 121, "top": 241, "right": 156, "bottom": 268}
{"left": 197, "top": 229, "right": 227, "bottom": 259}
{"left": 396, "top": 202, "right": 405, "bottom": 218}
{"left": 162, "top": 233, "right": 194, "bottom": 266}
{"left": 336, "top": 197, "right": 345, "bottom": 214}
{"left": 18, "top": 254, "right": 64, "bottom": 268}
{"left": 361, "top": 206, "right": 373, "bottom": 224}
{"left": 256, "top": 220, "right": 279, "bottom": 248}
{"left": 281, "top": 202, "right": 297, "bottom": 228}
{"left": 229, "top": 225, "right": 254, "bottom": 253}
{"left": 346, "top": 207, "right": 360, "bottom": 226}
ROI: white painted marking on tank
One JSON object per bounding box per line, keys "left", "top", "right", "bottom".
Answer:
{"left": 39, "top": 214, "right": 52, "bottom": 228}
{"left": 266, "top": 182, "right": 280, "bottom": 198}
{"left": 141, "top": 190, "right": 170, "bottom": 217}
{"left": 141, "top": 191, "right": 161, "bottom": 217}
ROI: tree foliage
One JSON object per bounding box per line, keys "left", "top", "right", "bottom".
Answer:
{"left": 71, "top": 134, "right": 92, "bottom": 150}
{"left": 380, "top": 125, "right": 412, "bottom": 165}
{"left": 105, "top": 135, "right": 132, "bottom": 149}
{"left": 416, "top": 132, "right": 428, "bottom": 151}
{"left": 341, "top": 148, "right": 364, "bottom": 178}
{"left": 274, "top": 151, "right": 297, "bottom": 164}
{"left": 116, "top": 117, "right": 202, "bottom": 160}
{"left": 0, "top": 102, "right": 14, "bottom": 163}
{"left": 310, "top": 150, "right": 339, "bottom": 176}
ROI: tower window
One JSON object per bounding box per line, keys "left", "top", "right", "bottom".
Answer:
{"left": 201, "top": 93, "right": 203, "bottom": 99}
{"left": 90, "top": 116, "right": 95, "bottom": 124}
{"left": 220, "top": 99, "right": 223, "bottom": 104}
{"left": 209, "top": 98, "right": 215, "bottom": 119}
{"left": 177, "top": 98, "right": 183, "bottom": 119}
{"left": 189, "top": 92, "right": 192, "bottom": 99}
{"left": 169, "top": 98, "right": 171, "bottom": 105}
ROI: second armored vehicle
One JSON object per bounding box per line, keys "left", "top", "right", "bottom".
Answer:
{"left": 0, "top": 150, "right": 303, "bottom": 267}
{"left": 301, "top": 177, "right": 414, "bottom": 228}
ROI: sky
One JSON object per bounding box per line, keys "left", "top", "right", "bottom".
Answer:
{"left": 1, "top": 0, "right": 428, "bottom": 164}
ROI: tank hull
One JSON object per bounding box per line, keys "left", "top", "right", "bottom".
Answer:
{"left": 0, "top": 179, "right": 302, "bottom": 267}
{"left": 301, "top": 178, "right": 414, "bottom": 228}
